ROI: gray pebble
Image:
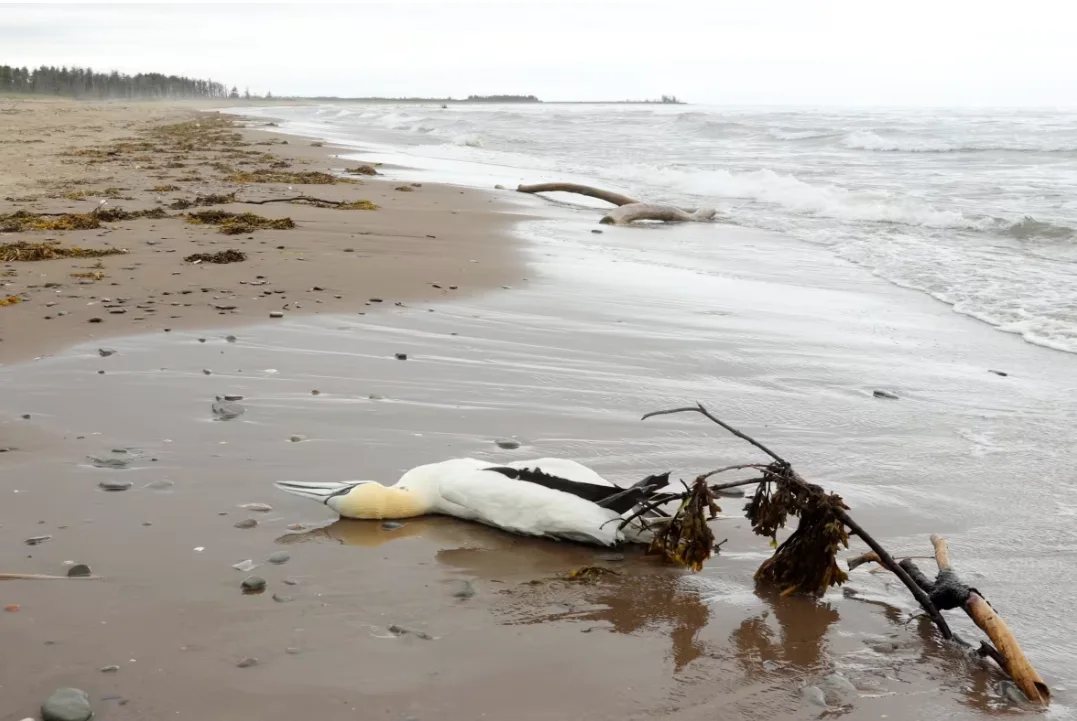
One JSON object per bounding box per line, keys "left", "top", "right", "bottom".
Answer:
{"left": 225, "top": 335, "right": 237, "bottom": 343}
{"left": 241, "top": 576, "right": 267, "bottom": 594}
{"left": 146, "top": 479, "right": 174, "bottom": 490}
{"left": 394, "top": 352, "right": 407, "bottom": 360}
{"left": 495, "top": 438, "right": 520, "bottom": 450}
{"left": 451, "top": 580, "right": 476, "bottom": 599}
{"left": 222, "top": 394, "right": 244, "bottom": 401}
{"left": 269, "top": 311, "right": 284, "bottom": 318}
{"left": 100, "top": 665, "right": 119, "bottom": 673}
{"left": 268, "top": 551, "right": 291, "bottom": 565}
{"left": 212, "top": 400, "right": 245, "bottom": 421}
{"left": 240, "top": 502, "right": 273, "bottom": 512}
{"left": 67, "top": 564, "right": 92, "bottom": 578}
{"left": 714, "top": 486, "right": 747, "bottom": 498}
{"left": 99, "top": 480, "right": 133, "bottom": 492}
{"left": 236, "top": 657, "right": 258, "bottom": 668}
{"left": 26, "top": 535, "right": 53, "bottom": 545}
{"left": 382, "top": 521, "right": 404, "bottom": 530}
{"left": 282, "top": 578, "right": 299, "bottom": 586}
{"left": 42, "top": 688, "right": 93, "bottom": 721}
{"left": 272, "top": 593, "right": 293, "bottom": 603}
{"left": 285, "top": 647, "right": 301, "bottom": 654}
{"left": 388, "top": 624, "right": 432, "bottom": 640}
{"left": 289, "top": 434, "right": 307, "bottom": 443}
{"left": 88, "top": 455, "right": 133, "bottom": 469}
{"left": 989, "top": 369, "right": 1009, "bottom": 377}
{"left": 368, "top": 394, "right": 385, "bottom": 400}
{"left": 234, "top": 519, "right": 258, "bottom": 529}
{"left": 597, "top": 553, "right": 625, "bottom": 562}
{"left": 873, "top": 389, "right": 899, "bottom": 399}
{"left": 98, "top": 348, "right": 117, "bottom": 357}
{"left": 202, "top": 368, "right": 212, "bottom": 375}
{"left": 762, "top": 660, "right": 780, "bottom": 671}
{"left": 999, "top": 680, "right": 1030, "bottom": 706}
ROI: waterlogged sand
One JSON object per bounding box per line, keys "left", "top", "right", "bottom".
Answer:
{"left": 3, "top": 101, "right": 1076, "bottom": 721}
{"left": 0, "top": 98, "right": 524, "bottom": 365}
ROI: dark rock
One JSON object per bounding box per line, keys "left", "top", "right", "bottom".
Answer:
{"left": 100, "top": 665, "right": 119, "bottom": 673}
{"left": 241, "top": 576, "right": 267, "bottom": 594}
{"left": 145, "top": 479, "right": 174, "bottom": 490}
{"left": 714, "top": 486, "right": 747, "bottom": 498}
{"left": 597, "top": 553, "right": 625, "bottom": 562}
{"left": 269, "top": 311, "right": 284, "bottom": 318}
{"left": 88, "top": 454, "right": 133, "bottom": 469}
{"left": 268, "top": 551, "right": 290, "bottom": 565}
{"left": 99, "top": 480, "right": 133, "bottom": 492}
{"left": 26, "top": 535, "right": 53, "bottom": 545}
{"left": 98, "top": 348, "right": 117, "bottom": 357}
{"left": 591, "top": 229, "right": 603, "bottom": 234}
{"left": 221, "top": 394, "right": 244, "bottom": 401}
{"left": 21, "top": 413, "right": 30, "bottom": 419}
{"left": 236, "top": 657, "right": 258, "bottom": 668}
{"left": 67, "top": 564, "right": 92, "bottom": 578}
{"left": 202, "top": 368, "right": 212, "bottom": 375}
{"left": 989, "top": 369, "right": 1009, "bottom": 377}
{"left": 388, "top": 624, "right": 432, "bottom": 640}
{"left": 394, "top": 353, "right": 407, "bottom": 360}
{"left": 289, "top": 434, "right": 306, "bottom": 443}
{"left": 382, "top": 521, "right": 403, "bottom": 531}
{"left": 369, "top": 298, "right": 383, "bottom": 303}
{"left": 225, "top": 335, "right": 237, "bottom": 343}
{"left": 494, "top": 438, "right": 520, "bottom": 450}
{"left": 88, "top": 317, "right": 103, "bottom": 323}
{"left": 41, "top": 688, "right": 93, "bottom": 721}
{"left": 234, "top": 519, "right": 258, "bottom": 529}
{"left": 873, "top": 390, "right": 899, "bottom": 399}
{"left": 283, "top": 578, "right": 299, "bottom": 586}
{"left": 272, "top": 593, "right": 293, "bottom": 603}
{"left": 212, "top": 400, "right": 245, "bottom": 421}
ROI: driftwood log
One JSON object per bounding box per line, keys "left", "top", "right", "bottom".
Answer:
{"left": 637, "top": 403, "right": 1050, "bottom": 705}
{"left": 515, "top": 182, "right": 717, "bottom": 226}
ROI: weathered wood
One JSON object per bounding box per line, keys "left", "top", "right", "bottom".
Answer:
{"left": 930, "top": 535, "right": 1049, "bottom": 705}
{"left": 516, "top": 183, "right": 639, "bottom": 207}
{"left": 600, "top": 203, "right": 716, "bottom": 226}
{"left": 0, "top": 572, "right": 102, "bottom": 580}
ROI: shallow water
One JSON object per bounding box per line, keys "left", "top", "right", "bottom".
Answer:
{"left": 3, "top": 207, "right": 1074, "bottom": 718}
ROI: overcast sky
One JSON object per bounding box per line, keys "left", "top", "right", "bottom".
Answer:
{"left": 2, "top": 1, "right": 1076, "bottom": 107}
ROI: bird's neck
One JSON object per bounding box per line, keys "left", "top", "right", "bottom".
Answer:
{"left": 331, "top": 485, "right": 432, "bottom": 519}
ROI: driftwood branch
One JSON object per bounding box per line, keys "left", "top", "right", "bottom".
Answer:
{"left": 600, "top": 203, "right": 716, "bottom": 226}
{"left": 239, "top": 196, "right": 347, "bottom": 206}
{"left": 516, "top": 183, "right": 639, "bottom": 207}
{"left": 0, "top": 572, "right": 102, "bottom": 580}
{"left": 638, "top": 402, "right": 1050, "bottom": 703}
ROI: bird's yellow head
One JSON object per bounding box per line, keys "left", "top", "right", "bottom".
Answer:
{"left": 327, "top": 482, "right": 430, "bottom": 520}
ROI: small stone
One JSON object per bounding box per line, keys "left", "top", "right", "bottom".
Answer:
{"left": 268, "top": 551, "right": 291, "bottom": 565}
{"left": 21, "top": 413, "right": 30, "bottom": 420}
{"left": 222, "top": 394, "right": 244, "bottom": 401}
{"left": 98, "top": 480, "right": 133, "bottom": 492}
{"left": 382, "top": 521, "right": 403, "bottom": 530}
{"left": 146, "top": 479, "right": 174, "bottom": 490}
{"left": 198, "top": 337, "right": 206, "bottom": 343}
{"left": 41, "top": 687, "right": 93, "bottom": 721}
{"left": 388, "top": 624, "right": 432, "bottom": 640}
{"left": 212, "top": 400, "right": 245, "bottom": 421}
{"left": 368, "top": 394, "right": 385, "bottom": 400}
{"left": 241, "top": 576, "right": 267, "bottom": 593}
{"left": 67, "top": 564, "right": 92, "bottom": 578}
{"left": 202, "top": 368, "right": 212, "bottom": 375}
{"left": 289, "top": 434, "right": 306, "bottom": 443}
{"left": 88, "top": 317, "right": 103, "bottom": 323}
{"left": 98, "top": 348, "right": 117, "bottom": 357}
{"left": 762, "top": 660, "right": 780, "bottom": 671}
{"left": 236, "top": 657, "right": 258, "bottom": 668}
{"left": 100, "top": 665, "right": 119, "bottom": 673}
{"left": 394, "top": 353, "right": 407, "bottom": 360}
{"left": 451, "top": 580, "right": 476, "bottom": 599}
{"left": 233, "top": 559, "right": 257, "bottom": 572}
{"left": 26, "top": 535, "right": 53, "bottom": 545}
{"left": 88, "top": 454, "right": 133, "bottom": 469}
{"left": 239, "top": 502, "right": 272, "bottom": 512}
{"left": 494, "top": 438, "right": 520, "bottom": 450}
{"left": 285, "top": 646, "right": 301, "bottom": 654}
{"left": 269, "top": 311, "right": 284, "bottom": 318}
{"left": 225, "top": 335, "right": 237, "bottom": 343}
{"left": 989, "top": 369, "right": 1009, "bottom": 377}
{"left": 283, "top": 578, "right": 299, "bottom": 586}
{"left": 597, "top": 553, "right": 625, "bottom": 562}
{"left": 272, "top": 593, "right": 293, "bottom": 603}
{"left": 591, "top": 229, "right": 603, "bottom": 234}
{"left": 714, "top": 486, "right": 747, "bottom": 498}
{"left": 311, "top": 389, "right": 320, "bottom": 395}
{"left": 873, "top": 389, "right": 899, "bottom": 399}
{"left": 369, "top": 297, "right": 383, "bottom": 303}
{"left": 234, "top": 518, "right": 258, "bottom": 529}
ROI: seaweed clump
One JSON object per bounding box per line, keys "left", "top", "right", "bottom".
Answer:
{"left": 186, "top": 210, "right": 295, "bottom": 235}
{"left": 345, "top": 165, "right": 379, "bottom": 176}
{"left": 647, "top": 477, "right": 720, "bottom": 572}
{"left": 1, "top": 295, "right": 22, "bottom": 307}
{"left": 169, "top": 193, "right": 236, "bottom": 210}
{"left": 0, "top": 240, "right": 127, "bottom": 262}
{"left": 184, "top": 249, "right": 247, "bottom": 264}
{"left": 228, "top": 169, "right": 354, "bottom": 185}
{"left": 1, "top": 211, "right": 101, "bottom": 232}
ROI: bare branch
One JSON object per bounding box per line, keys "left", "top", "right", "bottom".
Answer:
{"left": 642, "top": 404, "right": 787, "bottom": 464}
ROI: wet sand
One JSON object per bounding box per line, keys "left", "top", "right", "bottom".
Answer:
{"left": 0, "top": 98, "right": 526, "bottom": 365}
{"left": 2, "top": 101, "right": 1074, "bottom": 721}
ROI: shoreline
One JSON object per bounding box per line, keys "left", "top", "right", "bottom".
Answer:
{"left": 0, "top": 98, "right": 531, "bottom": 367}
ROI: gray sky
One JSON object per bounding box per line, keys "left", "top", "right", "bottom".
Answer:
{"left": 3, "top": 1, "right": 1075, "bottom": 106}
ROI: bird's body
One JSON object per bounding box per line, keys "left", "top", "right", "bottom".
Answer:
{"left": 275, "top": 457, "right": 670, "bottom": 547}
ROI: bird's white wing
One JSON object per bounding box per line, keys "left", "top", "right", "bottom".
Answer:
{"left": 504, "top": 457, "right": 614, "bottom": 488}
{"left": 435, "top": 464, "right": 624, "bottom": 546}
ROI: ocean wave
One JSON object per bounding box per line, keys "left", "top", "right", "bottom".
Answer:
{"left": 610, "top": 165, "right": 980, "bottom": 229}
{"left": 453, "top": 135, "right": 483, "bottom": 147}
{"left": 1003, "top": 216, "right": 1076, "bottom": 241}
{"left": 842, "top": 130, "right": 1077, "bottom": 153}
{"left": 767, "top": 128, "right": 837, "bottom": 141}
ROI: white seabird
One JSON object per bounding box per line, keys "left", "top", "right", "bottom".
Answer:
{"left": 275, "top": 457, "right": 671, "bottom": 547}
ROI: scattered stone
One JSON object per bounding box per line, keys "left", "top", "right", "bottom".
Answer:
{"left": 225, "top": 335, "right": 237, "bottom": 343}
{"left": 67, "top": 564, "right": 92, "bottom": 578}
{"left": 239, "top": 502, "right": 273, "bottom": 512}
{"left": 591, "top": 229, "right": 603, "bottom": 234}
{"left": 202, "top": 368, "right": 212, "bottom": 375}
{"left": 289, "top": 434, "right": 306, "bottom": 443}
{"left": 714, "top": 486, "right": 747, "bottom": 498}
{"left": 88, "top": 454, "right": 133, "bottom": 469}
{"left": 388, "top": 624, "right": 433, "bottom": 640}
{"left": 762, "top": 659, "right": 781, "bottom": 671}
{"left": 285, "top": 646, "right": 301, "bottom": 654}
{"left": 100, "top": 665, "right": 119, "bottom": 673}
{"left": 98, "top": 348, "right": 117, "bottom": 357}
{"left": 88, "top": 317, "right": 102, "bottom": 323}
{"left": 26, "top": 535, "right": 53, "bottom": 545}
{"left": 272, "top": 593, "right": 293, "bottom": 603}
{"left": 220, "top": 394, "right": 244, "bottom": 401}
{"left": 145, "top": 479, "right": 174, "bottom": 490}
{"left": 212, "top": 400, "right": 245, "bottom": 421}
{"left": 234, "top": 518, "right": 258, "bottom": 529}
{"left": 21, "top": 413, "right": 31, "bottom": 420}
{"left": 368, "top": 394, "right": 385, "bottom": 400}
{"left": 233, "top": 560, "right": 258, "bottom": 572}
{"left": 283, "top": 578, "right": 299, "bottom": 586}
{"left": 369, "top": 297, "right": 383, "bottom": 303}
{"left": 873, "top": 389, "right": 899, "bottom": 399}
{"left": 241, "top": 576, "right": 267, "bottom": 594}
{"left": 494, "top": 438, "right": 520, "bottom": 450}
{"left": 269, "top": 311, "right": 284, "bottom": 318}
{"left": 311, "top": 389, "right": 320, "bottom": 395}
{"left": 99, "top": 480, "right": 133, "bottom": 492}
{"left": 268, "top": 551, "right": 291, "bottom": 565}
{"left": 451, "top": 580, "right": 476, "bottom": 599}
{"left": 382, "top": 521, "right": 403, "bottom": 531}
{"left": 394, "top": 353, "right": 407, "bottom": 360}
{"left": 236, "top": 657, "right": 258, "bottom": 668}
{"left": 989, "top": 369, "right": 1009, "bottom": 377}
{"left": 41, "top": 688, "right": 93, "bottom": 721}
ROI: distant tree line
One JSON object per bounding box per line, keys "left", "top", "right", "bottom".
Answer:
{"left": 465, "top": 94, "right": 540, "bottom": 103}
{"left": 0, "top": 64, "right": 229, "bottom": 99}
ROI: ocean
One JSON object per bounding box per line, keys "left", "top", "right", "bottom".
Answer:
{"left": 241, "top": 102, "right": 1077, "bottom": 355}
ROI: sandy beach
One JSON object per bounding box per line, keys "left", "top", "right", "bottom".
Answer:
{"left": 0, "top": 98, "right": 525, "bottom": 365}
{"left": 2, "top": 99, "right": 1074, "bottom": 721}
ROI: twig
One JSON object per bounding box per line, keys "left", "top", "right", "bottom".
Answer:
{"left": 697, "top": 464, "right": 770, "bottom": 481}
{"left": 642, "top": 404, "right": 786, "bottom": 464}
{"left": 239, "top": 195, "right": 346, "bottom": 206}
{"left": 0, "top": 572, "right": 102, "bottom": 580}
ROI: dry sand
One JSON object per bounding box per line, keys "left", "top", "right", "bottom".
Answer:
{"left": 0, "top": 97, "right": 526, "bottom": 365}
